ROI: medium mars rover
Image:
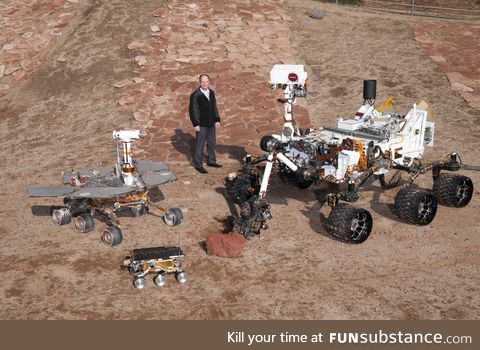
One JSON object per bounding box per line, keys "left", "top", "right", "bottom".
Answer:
{"left": 28, "top": 130, "right": 184, "bottom": 247}
{"left": 226, "top": 64, "right": 473, "bottom": 243}
{"left": 123, "top": 246, "right": 188, "bottom": 289}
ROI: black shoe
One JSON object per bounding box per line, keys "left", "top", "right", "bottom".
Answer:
{"left": 206, "top": 162, "right": 222, "bottom": 168}
{"left": 195, "top": 166, "right": 208, "bottom": 174}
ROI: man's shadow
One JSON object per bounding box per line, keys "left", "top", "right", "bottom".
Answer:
{"left": 170, "top": 128, "right": 248, "bottom": 165}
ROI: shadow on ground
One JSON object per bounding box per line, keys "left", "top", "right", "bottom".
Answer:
{"left": 171, "top": 128, "right": 248, "bottom": 164}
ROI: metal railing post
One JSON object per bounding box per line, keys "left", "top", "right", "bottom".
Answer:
{"left": 411, "top": 0, "right": 415, "bottom": 15}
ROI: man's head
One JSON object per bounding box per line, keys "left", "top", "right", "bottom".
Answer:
{"left": 199, "top": 74, "right": 210, "bottom": 90}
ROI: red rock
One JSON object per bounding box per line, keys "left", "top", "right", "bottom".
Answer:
{"left": 205, "top": 232, "right": 247, "bottom": 258}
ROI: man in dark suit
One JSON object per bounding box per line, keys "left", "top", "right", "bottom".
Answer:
{"left": 189, "top": 74, "right": 222, "bottom": 174}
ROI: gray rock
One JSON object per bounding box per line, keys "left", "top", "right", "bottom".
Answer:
{"left": 309, "top": 10, "right": 325, "bottom": 20}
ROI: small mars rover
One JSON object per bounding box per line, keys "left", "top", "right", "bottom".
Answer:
{"left": 226, "top": 64, "right": 473, "bottom": 243}
{"left": 123, "top": 246, "right": 188, "bottom": 289}
{"left": 28, "top": 130, "right": 184, "bottom": 247}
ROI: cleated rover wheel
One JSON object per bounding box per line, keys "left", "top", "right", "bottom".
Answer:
{"left": 433, "top": 174, "right": 473, "bottom": 208}
{"left": 74, "top": 213, "right": 95, "bottom": 233}
{"left": 394, "top": 188, "right": 437, "bottom": 225}
{"left": 164, "top": 208, "right": 183, "bottom": 226}
{"left": 326, "top": 204, "right": 372, "bottom": 244}
{"left": 101, "top": 225, "right": 123, "bottom": 247}
{"left": 52, "top": 208, "right": 72, "bottom": 226}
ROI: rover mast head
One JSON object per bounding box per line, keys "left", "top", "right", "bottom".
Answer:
{"left": 112, "top": 130, "right": 146, "bottom": 186}
{"left": 269, "top": 65, "right": 308, "bottom": 141}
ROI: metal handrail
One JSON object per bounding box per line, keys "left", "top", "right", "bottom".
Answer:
{"left": 363, "top": 0, "right": 480, "bottom": 13}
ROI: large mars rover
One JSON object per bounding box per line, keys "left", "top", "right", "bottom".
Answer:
{"left": 226, "top": 65, "right": 473, "bottom": 243}
{"left": 28, "top": 130, "right": 184, "bottom": 247}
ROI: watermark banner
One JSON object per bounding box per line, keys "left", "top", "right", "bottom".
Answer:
{"left": 0, "top": 320, "right": 477, "bottom": 350}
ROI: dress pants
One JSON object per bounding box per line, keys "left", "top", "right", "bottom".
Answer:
{"left": 194, "top": 126, "right": 216, "bottom": 168}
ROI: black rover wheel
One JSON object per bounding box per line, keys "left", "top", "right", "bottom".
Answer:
{"left": 394, "top": 188, "right": 437, "bottom": 225}
{"left": 164, "top": 208, "right": 183, "bottom": 226}
{"left": 74, "top": 213, "right": 95, "bottom": 233}
{"left": 101, "top": 225, "right": 123, "bottom": 247}
{"left": 433, "top": 174, "right": 473, "bottom": 208}
{"left": 326, "top": 204, "right": 372, "bottom": 244}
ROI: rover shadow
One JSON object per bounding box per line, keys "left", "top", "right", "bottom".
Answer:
{"left": 368, "top": 175, "right": 423, "bottom": 224}
{"left": 368, "top": 181, "right": 399, "bottom": 223}
{"left": 31, "top": 205, "right": 65, "bottom": 216}
{"left": 148, "top": 186, "right": 166, "bottom": 203}
{"left": 266, "top": 176, "right": 316, "bottom": 206}
{"left": 170, "top": 128, "right": 248, "bottom": 165}
{"left": 215, "top": 186, "right": 238, "bottom": 232}
{"left": 299, "top": 185, "right": 348, "bottom": 242}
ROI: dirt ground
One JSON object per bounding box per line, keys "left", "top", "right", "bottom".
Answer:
{"left": 0, "top": 0, "right": 479, "bottom": 319}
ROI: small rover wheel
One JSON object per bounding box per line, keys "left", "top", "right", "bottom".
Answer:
{"left": 164, "top": 208, "right": 183, "bottom": 226}
{"left": 74, "top": 213, "right": 95, "bottom": 233}
{"left": 176, "top": 271, "right": 188, "bottom": 283}
{"left": 133, "top": 277, "right": 146, "bottom": 289}
{"left": 52, "top": 208, "right": 71, "bottom": 226}
{"left": 154, "top": 274, "right": 167, "bottom": 287}
{"left": 433, "top": 174, "right": 473, "bottom": 208}
{"left": 101, "top": 225, "right": 123, "bottom": 247}
{"left": 326, "top": 204, "right": 372, "bottom": 244}
{"left": 394, "top": 188, "right": 437, "bottom": 225}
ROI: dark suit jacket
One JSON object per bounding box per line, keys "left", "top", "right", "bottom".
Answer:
{"left": 189, "top": 88, "right": 221, "bottom": 127}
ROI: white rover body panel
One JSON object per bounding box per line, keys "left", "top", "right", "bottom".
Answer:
{"left": 267, "top": 64, "right": 435, "bottom": 181}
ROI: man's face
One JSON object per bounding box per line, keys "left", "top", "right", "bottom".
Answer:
{"left": 200, "top": 76, "right": 209, "bottom": 90}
